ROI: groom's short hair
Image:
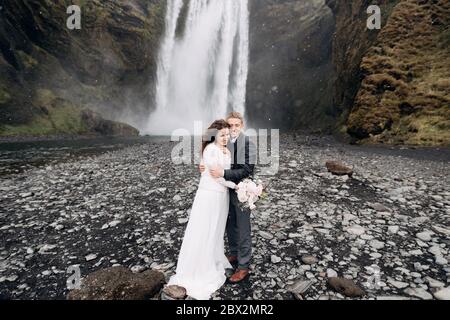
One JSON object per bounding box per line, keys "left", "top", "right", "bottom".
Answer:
{"left": 226, "top": 112, "right": 244, "bottom": 124}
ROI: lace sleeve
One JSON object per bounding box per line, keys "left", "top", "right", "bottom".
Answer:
{"left": 202, "top": 144, "right": 218, "bottom": 168}
{"left": 203, "top": 144, "right": 236, "bottom": 189}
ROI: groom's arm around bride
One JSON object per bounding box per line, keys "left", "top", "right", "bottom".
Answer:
{"left": 224, "top": 134, "right": 257, "bottom": 185}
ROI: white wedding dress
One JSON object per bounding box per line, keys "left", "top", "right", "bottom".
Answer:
{"left": 168, "top": 143, "right": 236, "bottom": 300}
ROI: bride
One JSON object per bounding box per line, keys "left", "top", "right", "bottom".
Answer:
{"left": 167, "top": 119, "right": 237, "bottom": 300}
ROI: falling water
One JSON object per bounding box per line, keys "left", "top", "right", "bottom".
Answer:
{"left": 145, "top": 0, "right": 249, "bottom": 135}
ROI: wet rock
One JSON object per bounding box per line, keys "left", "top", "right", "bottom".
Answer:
{"left": 38, "top": 244, "right": 57, "bottom": 254}
{"left": 271, "top": 255, "right": 282, "bottom": 264}
{"left": 131, "top": 265, "right": 146, "bottom": 273}
{"left": 327, "top": 268, "right": 338, "bottom": 278}
{"left": 286, "top": 279, "right": 313, "bottom": 299}
{"left": 433, "top": 287, "right": 450, "bottom": 300}
{"left": 327, "top": 277, "right": 365, "bottom": 297}
{"left": 161, "top": 285, "right": 187, "bottom": 300}
{"left": 345, "top": 225, "right": 365, "bottom": 236}
{"left": 388, "top": 279, "right": 409, "bottom": 289}
{"left": 81, "top": 110, "right": 139, "bottom": 137}
{"left": 369, "top": 203, "right": 391, "bottom": 212}
{"left": 301, "top": 255, "right": 318, "bottom": 265}
{"left": 425, "top": 277, "right": 445, "bottom": 289}
{"left": 259, "top": 231, "right": 274, "bottom": 240}
{"left": 109, "top": 220, "right": 121, "bottom": 228}
{"left": 376, "top": 296, "right": 413, "bottom": 300}
{"left": 85, "top": 254, "right": 98, "bottom": 261}
{"left": 403, "top": 287, "right": 433, "bottom": 300}
{"left": 67, "top": 267, "right": 165, "bottom": 300}
{"left": 388, "top": 226, "right": 399, "bottom": 234}
{"left": 435, "top": 256, "right": 448, "bottom": 266}
{"left": 416, "top": 231, "right": 433, "bottom": 242}
{"left": 325, "top": 161, "right": 353, "bottom": 176}
{"left": 6, "top": 275, "right": 19, "bottom": 282}
{"left": 432, "top": 225, "right": 450, "bottom": 237}
{"left": 370, "top": 240, "right": 385, "bottom": 250}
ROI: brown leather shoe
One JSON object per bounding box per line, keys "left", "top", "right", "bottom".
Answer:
{"left": 228, "top": 269, "right": 250, "bottom": 283}
{"left": 227, "top": 255, "right": 238, "bottom": 264}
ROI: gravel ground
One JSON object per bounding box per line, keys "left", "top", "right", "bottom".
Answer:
{"left": 0, "top": 134, "right": 449, "bottom": 300}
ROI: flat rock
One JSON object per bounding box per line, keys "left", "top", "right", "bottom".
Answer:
{"left": 162, "top": 285, "right": 187, "bottom": 300}
{"left": 370, "top": 240, "right": 385, "bottom": 250}
{"left": 286, "top": 280, "right": 313, "bottom": 299}
{"left": 38, "top": 244, "right": 56, "bottom": 254}
{"left": 85, "top": 254, "right": 98, "bottom": 261}
{"left": 403, "top": 287, "right": 433, "bottom": 300}
{"left": 416, "top": 231, "right": 433, "bottom": 242}
{"left": 433, "top": 287, "right": 450, "bottom": 300}
{"left": 425, "top": 277, "right": 445, "bottom": 288}
{"left": 435, "top": 256, "right": 448, "bottom": 266}
{"left": 388, "top": 279, "right": 409, "bottom": 289}
{"left": 325, "top": 161, "right": 353, "bottom": 177}
{"left": 432, "top": 225, "right": 450, "bottom": 236}
{"left": 259, "top": 231, "right": 274, "bottom": 240}
{"left": 327, "top": 268, "right": 338, "bottom": 278}
{"left": 376, "top": 296, "right": 413, "bottom": 300}
{"left": 345, "top": 225, "right": 365, "bottom": 236}
{"left": 301, "top": 255, "right": 318, "bottom": 265}
{"left": 388, "top": 226, "right": 399, "bottom": 234}
{"left": 369, "top": 203, "right": 391, "bottom": 212}
{"left": 327, "top": 277, "right": 365, "bottom": 297}
{"left": 271, "top": 255, "right": 282, "bottom": 264}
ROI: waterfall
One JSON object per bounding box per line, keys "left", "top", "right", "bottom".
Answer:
{"left": 145, "top": 0, "right": 249, "bottom": 135}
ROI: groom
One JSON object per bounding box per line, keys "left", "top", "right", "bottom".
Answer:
{"left": 203, "top": 112, "right": 256, "bottom": 283}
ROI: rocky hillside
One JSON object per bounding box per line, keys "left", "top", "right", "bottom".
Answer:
{"left": 0, "top": 0, "right": 164, "bottom": 137}
{"left": 327, "top": 0, "right": 450, "bottom": 146}
{"left": 247, "top": 0, "right": 335, "bottom": 131}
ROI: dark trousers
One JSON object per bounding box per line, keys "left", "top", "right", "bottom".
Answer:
{"left": 226, "top": 191, "right": 252, "bottom": 270}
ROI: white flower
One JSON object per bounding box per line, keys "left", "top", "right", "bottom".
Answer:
{"left": 237, "top": 188, "right": 249, "bottom": 202}
{"left": 235, "top": 179, "right": 266, "bottom": 211}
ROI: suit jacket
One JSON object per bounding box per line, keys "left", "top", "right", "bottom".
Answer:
{"left": 224, "top": 133, "right": 256, "bottom": 188}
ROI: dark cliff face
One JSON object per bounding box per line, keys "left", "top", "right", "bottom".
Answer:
{"left": 326, "top": 0, "right": 450, "bottom": 146}
{"left": 324, "top": 0, "right": 396, "bottom": 120}
{"left": 0, "top": 0, "right": 165, "bottom": 136}
{"left": 247, "top": 0, "right": 335, "bottom": 131}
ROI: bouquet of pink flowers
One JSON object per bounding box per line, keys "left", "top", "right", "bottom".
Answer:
{"left": 236, "top": 178, "right": 267, "bottom": 210}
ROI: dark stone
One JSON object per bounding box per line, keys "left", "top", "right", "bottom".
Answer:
{"left": 327, "top": 277, "right": 365, "bottom": 297}
{"left": 325, "top": 161, "right": 353, "bottom": 176}
{"left": 161, "top": 285, "right": 187, "bottom": 300}
{"left": 67, "top": 267, "right": 165, "bottom": 300}
{"left": 81, "top": 110, "right": 139, "bottom": 137}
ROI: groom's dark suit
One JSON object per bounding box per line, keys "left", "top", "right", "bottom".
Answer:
{"left": 224, "top": 133, "right": 256, "bottom": 270}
